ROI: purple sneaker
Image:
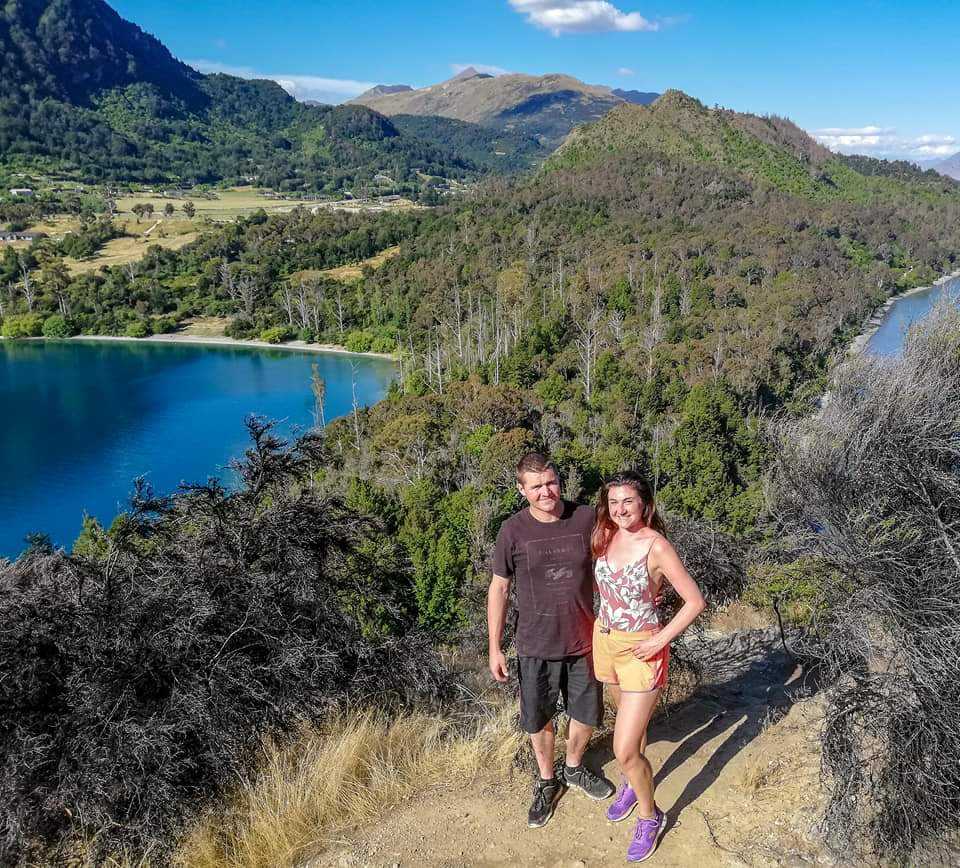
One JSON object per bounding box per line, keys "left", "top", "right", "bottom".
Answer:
{"left": 626, "top": 806, "right": 666, "bottom": 863}
{"left": 606, "top": 778, "right": 637, "bottom": 822}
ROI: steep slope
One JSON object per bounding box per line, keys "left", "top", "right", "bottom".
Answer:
{"left": 0, "top": 0, "right": 203, "bottom": 106}
{"left": 0, "top": 0, "right": 481, "bottom": 190}
{"left": 351, "top": 70, "right": 656, "bottom": 146}
{"left": 391, "top": 114, "right": 550, "bottom": 173}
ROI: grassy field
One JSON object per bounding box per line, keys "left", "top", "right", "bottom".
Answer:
{"left": 10, "top": 187, "right": 412, "bottom": 277}
{"left": 66, "top": 231, "right": 199, "bottom": 275}
{"left": 116, "top": 187, "right": 330, "bottom": 222}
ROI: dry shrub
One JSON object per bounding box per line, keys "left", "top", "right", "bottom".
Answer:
{"left": 769, "top": 299, "right": 960, "bottom": 862}
{"left": 174, "top": 705, "right": 521, "bottom": 868}
{"left": 0, "top": 420, "right": 453, "bottom": 865}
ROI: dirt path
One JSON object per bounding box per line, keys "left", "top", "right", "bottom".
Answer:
{"left": 317, "top": 630, "right": 827, "bottom": 868}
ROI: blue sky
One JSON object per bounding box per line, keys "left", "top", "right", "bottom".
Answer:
{"left": 112, "top": 0, "right": 959, "bottom": 161}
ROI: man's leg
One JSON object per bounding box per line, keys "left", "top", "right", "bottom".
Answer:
{"left": 529, "top": 719, "right": 557, "bottom": 779}
{"left": 561, "top": 655, "right": 615, "bottom": 799}
{"left": 518, "top": 657, "right": 565, "bottom": 827}
{"left": 564, "top": 717, "right": 592, "bottom": 767}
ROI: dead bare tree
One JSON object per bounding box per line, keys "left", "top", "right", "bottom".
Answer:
{"left": 235, "top": 275, "right": 260, "bottom": 318}
{"left": 574, "top": 304, "right": 606, "bottom": 402}
{"left": 18, "top": 255, "right": 35, "bottom": 312}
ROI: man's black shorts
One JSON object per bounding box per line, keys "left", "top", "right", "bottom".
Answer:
{"left": 517, "top": 653, "right": 604, "bottom": 733}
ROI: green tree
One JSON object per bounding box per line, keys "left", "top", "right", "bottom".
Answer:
{"left": 42, "top": 314, "right": 73, "bottom": 338}
{"left": 1, "top": 314, "right": 43, "bottom": 338}
{"left": 398, "top": 481, "right": 474, "bottom": 632}
{"left": 658, "top": 381, "right": 763, "bottom": 534}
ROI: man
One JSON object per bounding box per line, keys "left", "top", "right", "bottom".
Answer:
{"left": 488, "top": 451, "right": 614, "bottom": 828}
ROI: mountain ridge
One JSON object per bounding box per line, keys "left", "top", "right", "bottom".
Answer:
{"left": 350, "top": 69, "right": 660, "bottom": 146}
{"left": 932, "top": 151, "right": 960, "bottom": 181}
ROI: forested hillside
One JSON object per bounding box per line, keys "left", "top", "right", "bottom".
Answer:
{"left": 7, "top": 90, "right": 960, "bottom": 553}
{"left": 0, "top": 0, "right": 485, "bottom": 190}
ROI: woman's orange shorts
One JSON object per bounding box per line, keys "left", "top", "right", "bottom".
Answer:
{"left": 593, "top": 621, "right": 669, "bottom": 693}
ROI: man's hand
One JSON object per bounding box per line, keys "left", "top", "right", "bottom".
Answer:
{"left": 489, "top": 648, "right": 509, "bottom": 682}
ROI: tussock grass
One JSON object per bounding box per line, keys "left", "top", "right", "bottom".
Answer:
{"left": 174, "top": 705, "right": 521, "bottom": 868}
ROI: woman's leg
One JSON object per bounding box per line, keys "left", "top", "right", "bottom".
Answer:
{"left": 609, "top": 684, "right": 649, "bottom": 754}
{"left": 613, "top": 688, "right": 660, "bottom": 818}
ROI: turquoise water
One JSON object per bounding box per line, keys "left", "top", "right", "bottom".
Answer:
{"left": 866, "top": 275, "right": 960, "bottom": 355}
{"left": 0, "top": 340, "right": 395, "bottom": 559}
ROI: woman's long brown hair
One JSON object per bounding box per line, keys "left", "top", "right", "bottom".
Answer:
{"left": 591, "top": 470, "right": 667, "bottom": 559}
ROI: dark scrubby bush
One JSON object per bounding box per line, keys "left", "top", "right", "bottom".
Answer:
{"left": 224, "top": 316, "right": 257, "bottom": 339}
{"left": 0, "top": 419, "right": 451, "bottom": 864}
{"left": 769, "top": 300, "right": 960, "bottom": 862}
{"left": 259, "top": 324, "right": 295, "bottom": 344}
{"left": 123, "top": 318, "right": 152, "bottom": 338}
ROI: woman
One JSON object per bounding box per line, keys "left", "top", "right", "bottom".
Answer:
{"left": 591, "top": 471, "right": 706, "bottom": 863}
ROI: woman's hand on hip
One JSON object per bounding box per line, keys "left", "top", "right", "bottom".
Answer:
{"left": 632, "top": 635, "right": 666, "bottom": 660}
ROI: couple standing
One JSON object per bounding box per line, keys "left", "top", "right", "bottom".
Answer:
{"left": 487, "top": 452, "right": 705, "bottom": 863}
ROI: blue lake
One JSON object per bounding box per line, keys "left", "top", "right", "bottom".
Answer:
{"left": 866, "top": 275, "right": 960, "bottom": 355}
{"left": 0, "top": 340, "right": 395, "bottom": 559}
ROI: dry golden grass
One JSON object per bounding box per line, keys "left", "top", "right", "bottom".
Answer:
{"left": 288, "top": 245, "right": 401, "bottom": 287}
{"left": 707, "top": 601, "right": 774, "bottom": 633}
{"left": 173, "top": 705, "right": 521, "bottom": 868}
{"left": 66, "top": 231, "right": 198, "bottom": 275}
{"left": 178, "top": 316, "right": 231, "bottom": 337}
{"left": 115, "top": 188, "right": 329, "bottom": 222}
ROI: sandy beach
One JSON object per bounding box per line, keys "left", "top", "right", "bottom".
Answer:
{"left": 847, "top": 267, "right": 960, "bottom": 357}
{"left": 60, "top": 332, "right": 397, "bottom": 361}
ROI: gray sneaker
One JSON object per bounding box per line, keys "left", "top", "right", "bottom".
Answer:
{"left": 563, "top": 763, "right": 615, "bottom": 800}
{"left": 527, "top": 777, "right": 564, "bottom": 827}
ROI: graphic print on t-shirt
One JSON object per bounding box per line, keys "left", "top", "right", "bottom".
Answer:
{"left": 526, "top": 533, "right": 588, "bottom": 617}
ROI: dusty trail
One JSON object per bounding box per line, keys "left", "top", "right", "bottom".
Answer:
{"left": 318, "top": 629, "right": 827, "bottom": 867}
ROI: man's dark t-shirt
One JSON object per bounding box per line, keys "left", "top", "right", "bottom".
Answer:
{"left": 492, "top": 501, "right": 595, "bottom": 660}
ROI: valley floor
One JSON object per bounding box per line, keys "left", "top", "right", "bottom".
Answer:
{"left": 315, "top": 629, "right": 827, "bottom": 868}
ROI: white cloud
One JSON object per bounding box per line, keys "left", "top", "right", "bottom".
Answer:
{"left": 508, "top": 0, "right": 660, "bottom": 35}
{"left": 617, "top": 66, "right": 635, "bottom": 76}
{"left": 450, "top": 62, "right": 511, "bottom": 76}
{"left": 812, "top": 125, "right": 958, "bottom": 160}
{"left": 187, "top": 59, "right": 374, "bottom": 103}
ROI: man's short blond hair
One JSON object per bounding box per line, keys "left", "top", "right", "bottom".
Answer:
{"left": 515, "top": 451, "right": 558, "bottom": 483}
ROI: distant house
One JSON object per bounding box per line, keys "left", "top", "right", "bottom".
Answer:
{"left": 9, "top": 188, "right": 34, "bottom": 197}
{"left": 0, "top": 230, "right": 46, "bottom": 242}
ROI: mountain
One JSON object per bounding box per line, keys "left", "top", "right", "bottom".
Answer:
{"left": 0, "top": 0, "right": 480, "bottom": 191}
{"left": 932, "top": 152, "right": 960, "bottom": 181}
{"left": 350, "top": 70, "right": 660, "bottom": 146}
{"left": 354, "top": 84, "right": 414, "bottom": 100}
{"left": 611, "top": 88, "right": 659, "bottom": 105}
{"left": 551, "top": 90, "right": 958, "bottom": 201}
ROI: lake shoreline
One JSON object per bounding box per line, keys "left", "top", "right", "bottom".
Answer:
{"left": 847, "top": 267, "right": 960, "bottom": 357}
{"left": 1, "top": 332, "right": 396, "bottom": 361}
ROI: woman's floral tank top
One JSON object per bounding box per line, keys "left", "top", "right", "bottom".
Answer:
{"left": 594, "top": 540, "right": 660, "bottom": 632}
